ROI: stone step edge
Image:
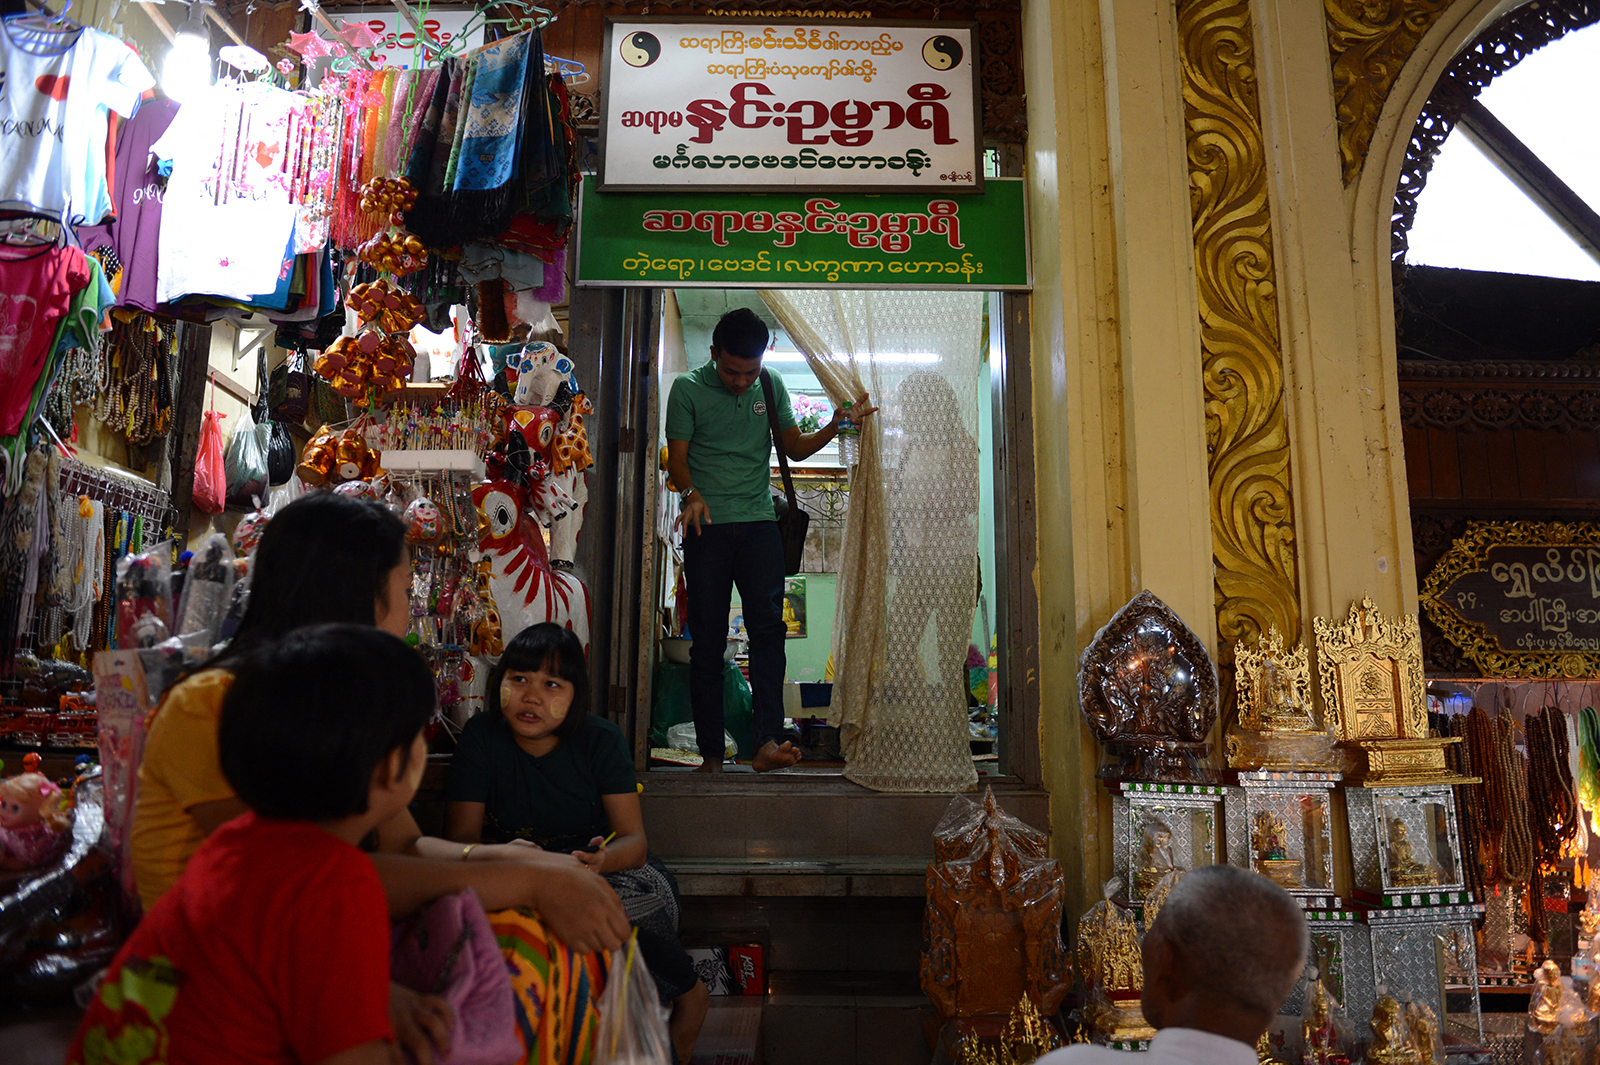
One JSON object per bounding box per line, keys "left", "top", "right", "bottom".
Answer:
{"left": 664, "top": 856, "right": 930, "bottom": 876}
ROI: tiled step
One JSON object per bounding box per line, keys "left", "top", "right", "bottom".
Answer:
{"left": 666, "top": 855, "right": 928, "bottom": 897}
{"left": 762, "top": 971, "right": 935, "bottom": 1065}
{"left": 641, "top": 779, "right": 1049, "bottom": 867}
{"left": 680, "top": 895, "right": 925, "bottom": 976}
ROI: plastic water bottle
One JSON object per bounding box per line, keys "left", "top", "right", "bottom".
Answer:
{"left": 836, "top": 402, "right": 859, "bottom": 467}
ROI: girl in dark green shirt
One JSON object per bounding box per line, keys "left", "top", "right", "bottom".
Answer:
{"left": 446, "top": 623, "right": 707, "bottom": 1062}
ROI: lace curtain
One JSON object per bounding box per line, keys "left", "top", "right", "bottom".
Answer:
{"left": 761, "top": 290, "right": 984, "bottom": 792}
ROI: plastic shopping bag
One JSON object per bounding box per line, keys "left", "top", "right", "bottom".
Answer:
{"left": 264, "top": 419, "right": 295, "bottom": 485}
{"left": 593, "top": 932, "right": 672, "bottom": 1065}
{"left": 193, "top": 409, "right": 227, "bottom": 514}
{"left": 225, "top": 408, "right": 269, "bottom": 506}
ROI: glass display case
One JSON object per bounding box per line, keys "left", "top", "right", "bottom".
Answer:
{"left": 1108, "top": 782, "right": 1225, "bottom": 906}
{"left": 1345, "top": 783, "right": 1471, "bottom": 907}
{"left": 1225, "top": 769, "right": 1340, "bottom": 905}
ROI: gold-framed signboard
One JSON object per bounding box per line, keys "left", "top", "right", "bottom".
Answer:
{"left": 1420, "top": 521, "right": 1600, "bottom": 678}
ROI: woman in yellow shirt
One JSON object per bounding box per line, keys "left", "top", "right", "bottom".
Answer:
{"left": 132, "top": 492, "right": 631, "bottom": 1062}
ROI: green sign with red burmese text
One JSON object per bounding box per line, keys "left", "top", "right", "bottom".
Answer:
{"left": 574, "top": 176, "right": 1030, "bottom": 289}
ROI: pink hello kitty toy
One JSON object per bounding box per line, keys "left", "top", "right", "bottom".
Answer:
{"left": 0, "top": 770, "right": 73, "bottom": 872}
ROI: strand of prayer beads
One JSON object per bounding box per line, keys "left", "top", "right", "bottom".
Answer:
{"left": 1497, "top": 708, "right": 1536, "bottom": 885}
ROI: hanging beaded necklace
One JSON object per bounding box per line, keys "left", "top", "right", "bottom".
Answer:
{"left": 68, "top": 498, "right": 102, "bottom": 652}
{"left": 1448, "top": 714, "right": 1487, "bottom": 903}
{"left": 1496, "top": 708, "right": 1535, "bottom": 885}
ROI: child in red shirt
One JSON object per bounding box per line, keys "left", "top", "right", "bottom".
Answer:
{"left": 69, "top": 624, "right": 439, "bottom": 1065}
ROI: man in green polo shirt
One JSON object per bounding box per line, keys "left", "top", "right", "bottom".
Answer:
{"left": 665, "top": 308, "right": 875, "bottom": 772}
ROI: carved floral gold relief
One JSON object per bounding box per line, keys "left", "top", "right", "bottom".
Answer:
{"left": 1325, "top": 0, "right": 1461, "bottom": 186}
{"left": 1177, "top": 0, "right": 1301, "bottom": 659}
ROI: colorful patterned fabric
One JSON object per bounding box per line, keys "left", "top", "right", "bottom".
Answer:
{"left": 488, "top": 907, "right": 609, "bottom": 1065}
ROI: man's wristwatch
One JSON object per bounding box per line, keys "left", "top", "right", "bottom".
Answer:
{"left": 679, "top": 487, "right": 698, "bottom": 505}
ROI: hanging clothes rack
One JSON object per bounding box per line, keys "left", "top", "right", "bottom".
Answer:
{"left": 59, "top": 460, "right": 171, "bottom": 526}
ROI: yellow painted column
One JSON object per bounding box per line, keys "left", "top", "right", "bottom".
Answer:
{"left": 1027, "top": 0, "right": 1216, "bottom": 918}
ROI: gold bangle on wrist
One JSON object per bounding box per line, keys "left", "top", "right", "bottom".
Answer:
{"left": 461, "top": 843, "right": 478, "bottom": 861}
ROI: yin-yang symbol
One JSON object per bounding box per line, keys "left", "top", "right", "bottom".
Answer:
{"left": 922, "top": 35, "right": 962, "bottom": 70}
{"left": 620, "top": 31, "right": 660, "bottom": 68}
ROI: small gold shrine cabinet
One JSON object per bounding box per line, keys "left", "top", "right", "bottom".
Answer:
{"left": 1313, "top": 596, "right": 1467, "bottom": 787}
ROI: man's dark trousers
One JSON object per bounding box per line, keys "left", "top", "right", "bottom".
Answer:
{"left": 682, "top": 520, "right": 787, "bottom": 764}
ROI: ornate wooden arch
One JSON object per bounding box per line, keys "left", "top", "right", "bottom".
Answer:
{"left": 1388, "top": 0, "right": 1600, "bottom": 265}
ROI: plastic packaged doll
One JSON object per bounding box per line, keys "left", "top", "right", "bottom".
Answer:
{"left": 0, "top": 771, "right": 73, "bottom": 871}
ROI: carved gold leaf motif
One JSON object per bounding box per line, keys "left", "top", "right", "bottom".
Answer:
{"left": 1179, "top": 0, "right": 1301, "bottom": 660}
{"left": 1325, "top": 0, "right": 1461, "bottom": 186}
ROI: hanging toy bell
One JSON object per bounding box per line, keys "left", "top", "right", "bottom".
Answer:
{"left": 335, "top": 429, "right": 374, "bottom": 482}
{"left": 297, "top": 425, "right": 338, "bottom": 486}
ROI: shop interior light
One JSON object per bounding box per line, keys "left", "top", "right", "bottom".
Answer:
{"left": 164, "top": 1, "right": 214, "bottom": 104}
{"left": 765, "top": 350, "right": 940, "bottom": 365}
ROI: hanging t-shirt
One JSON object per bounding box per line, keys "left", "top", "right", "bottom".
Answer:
{"left": 0, "top": 244, "right": 90, "bottom": 435}
{"left": 0, "top": 21, "right": 154, "bottom": 224}
{"left": 76, "top": 97, "right": 178, "bottom": 312}
{"left": 152, "top": 81, "right": 301, "bottom": 303}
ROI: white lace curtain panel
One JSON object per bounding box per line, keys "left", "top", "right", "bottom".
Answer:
{"left": 760, "top": 290, "right": 984, "bottom": 793}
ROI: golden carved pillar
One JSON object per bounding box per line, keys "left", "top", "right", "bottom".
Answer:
{"left": 1324, "top": 0, "right": 1462, "bottom": 186}
{"left": 1177, "top": 0, "right": 1301, "bottom": 659}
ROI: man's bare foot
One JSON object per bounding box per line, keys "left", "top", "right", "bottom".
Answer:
{"left": 753, "top": 739, "right": 802, "bottom": 773}
{"left": 691, "top": 759, "right": 723, "bottom": 773}
{"left": 670, "top": 980, "right": 709, "bottom": 1063}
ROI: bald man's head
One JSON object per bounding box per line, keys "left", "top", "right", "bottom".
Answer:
{"left": 1141, "top": 865, "right": 1308, "bottom": 1039}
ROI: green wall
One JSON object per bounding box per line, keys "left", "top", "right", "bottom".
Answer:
{"left": 731, "top": 573, "right": 837, "bottom": 683}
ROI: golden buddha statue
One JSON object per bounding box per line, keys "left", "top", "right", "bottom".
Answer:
{"left": 1134, "top": 819, "right": 1180, "bottom": 896}
{"left": 1580, "top": 907, "right": 1600, "bottom": 945}
{"left": 1530, "top": 959, "right": 1566, "bottom": 1035}
{"left": 1252, "top": 809, "right": 1302, "bottom": 889}
{"left": 1404, "top": 1001, "right": 1440, "bottom": 1065}
{"left": 1302, "top": 979, "right": 1341, "bottom": 1065}
{"left": 1386, "top": 818, "right": 1437, "bottom": 888}
{"left": 1259, "top": 658, "right": 1317, "bottom": 732}
{"left": 1366, "top": 995, "right": 1422, "bottom": 1065}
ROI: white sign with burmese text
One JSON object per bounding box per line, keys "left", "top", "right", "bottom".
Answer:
{"left": 600, "top": 20, "right": 981, "bottom": 192}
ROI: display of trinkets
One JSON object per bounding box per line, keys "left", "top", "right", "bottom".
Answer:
{"left": 1345, "top": 784, "right": 1471, "bottom": 907}
{"left": 1365, "top": 902, "right": 1484, "bottom": 1047}
{"left": 1078, "top": 590, "right": 1220, "bottom": 784}
{"left": 1281, "top": 916, "right": 1374, "bottom": 1056}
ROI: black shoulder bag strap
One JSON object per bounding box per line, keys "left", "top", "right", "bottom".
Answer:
{"left": 760, "top": 369, "right": 808, "bottom": 575}
{"left": 761, "top": 369, "right": 799, "bottom": 517}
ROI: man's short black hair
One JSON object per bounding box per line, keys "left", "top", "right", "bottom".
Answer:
{"left": 220, "top": 624, "right": 436, "bottom": 821}
{"left": 711, "top": 307, "right": 770, "bottom": 361}
{"left": 488, "top": 622, "right": 590, "bottom": 741}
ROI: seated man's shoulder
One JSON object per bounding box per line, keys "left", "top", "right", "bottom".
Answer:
{"left": 1037, "top": 1045, "right": 1149, "bottom": 1065}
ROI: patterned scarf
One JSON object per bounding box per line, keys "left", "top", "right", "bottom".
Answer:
{"left": 404, "top": 26, "right": 562, "bottom": 247}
